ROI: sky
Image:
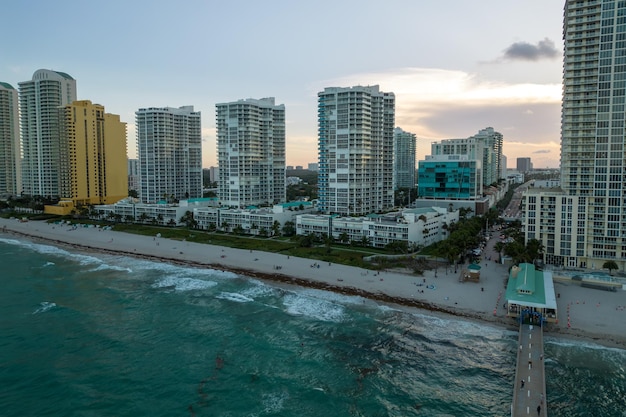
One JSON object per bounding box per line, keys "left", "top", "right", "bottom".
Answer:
{"left": 1, "top": 0, "right": 564, "bottom": 169}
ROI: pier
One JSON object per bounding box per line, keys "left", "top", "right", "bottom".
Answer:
{"left": 511, "top": 323, "right": 546, "bottom": 417}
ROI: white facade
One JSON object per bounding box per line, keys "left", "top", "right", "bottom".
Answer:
{"left": 393, "top": 127, "right": 416, "bottom": 189}
{"left": 317, "top": 85, "right": 395, "bottom": 216}
{"left": 19, "top": 69, "right": 76, "bottom": 197}
{"left": 0, "top": 82, "right": 20, "bottom": 195}
{"left": 523, "top": 1, "right": 626, "bottom": 270}
{"left": 93, "top": 197, "right": 217, "bottom": 226}
{"left": 136, "top": 106, "right": 203, "bottom": 204}
{"left": 194, "top": 203, "right": 314, "bottom": 235}
{"left": 296, "top": 207, "right": 459, "bottom": 249}
{"left": 431, "top": 127, "right": 503, "bottom": 187}
{"left": 216, "top": 97, "right": 286, "bottom": 207}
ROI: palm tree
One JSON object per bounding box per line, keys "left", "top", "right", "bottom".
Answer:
{"left": 221, "top": 220, "right": 230, "bottom": 232}
{"left": 138, "top": 213, "right": 149, "bottom": 224}
{"left": 271, "top": 220, "right": 281, "bottom": 237}
{"left": 282, "top": 221, "right": 295, "bottom": 237}
{"left": 603, "top": 260, "right": 619, "bottom": 275}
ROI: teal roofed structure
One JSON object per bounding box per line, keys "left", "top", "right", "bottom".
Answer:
{"left": 0, "top": 81, "right": 15, "bottom": 89}
{"left": 505, "top": 263, "right": 557, "bottom": 324}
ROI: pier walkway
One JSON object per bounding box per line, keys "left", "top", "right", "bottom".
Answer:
{"left": 511, "top": 323, "right": 547, "bottom": 417}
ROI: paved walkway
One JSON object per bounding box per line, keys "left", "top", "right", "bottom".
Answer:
{"left": 512, "top": 323, "right": 546, "bottom": 417}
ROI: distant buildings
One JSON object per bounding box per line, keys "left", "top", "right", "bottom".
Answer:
{"left": 307, "top": 163, "right": 318, "bottom": 171}
{"left": 58, "top": 100, "right": 127, "bottom": 205}
{"left": 516, "top": 157, "right": 533, "bottom": 173}
{"left": 317, "top": 85, "right": 395, "bottom": 215}
{"left": 523, "top": 0, "right": 626, "bottom": 270}
{"left": 430, "top": 127, "right": 503, "bottom": 187}
{"left": 393, "top": 127, "right": 416, "bottom": 189}
{"left": 415, "top": 127, "right": 505, "bottom": 216}
{"left": 136, "top": 106, "right": 202, "bottom": 203}
{"left": 128, "top": 159, "right": 140, "bottom": 193}
{"left": 19, "top": 69, "right": 77, "bottom": 198}
{"left": 0, "top": 82, "right": 20, "bottom": 195}
{"left": 216, "top": 97, "right": 286, "bottom": 207}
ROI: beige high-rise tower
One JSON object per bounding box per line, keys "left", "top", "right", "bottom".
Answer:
{"left": 0, "top": 82, "right": 20, "bottom": 195}
{"left": 59, "top": 100, "right": 127, "bottom": 205}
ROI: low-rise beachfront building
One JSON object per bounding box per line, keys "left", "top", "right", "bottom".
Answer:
{"left": 296, "top": 207, "right": 459, "bottom": 249}
{"left": 92, "top": 198, "right": 218, "bottom": 225}
{"left": 505, "top": 263, "right": 557, "bottom": 324}
{"left": 193, "top": 202, "right": 315, "bottom": 235}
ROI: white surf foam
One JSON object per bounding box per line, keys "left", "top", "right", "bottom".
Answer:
{"left": 33, "top": 301, "right": 56, "bottom": 314}
{"left": 152, "top": 276, "right": 217, "bottom": 291}
{"left": 282, "top": 293, "right": 346, "bottom": 322}
{"left": 216, "top": 292, "right": 254, "bottom": 303}
{"left": 240, "top": 280, "right": 276, "bottom": 298}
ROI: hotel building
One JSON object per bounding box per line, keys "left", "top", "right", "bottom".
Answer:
{"left": 0, "top": 82, "right": 20, "bottom": 195}
{"left": 216, "top": 97, "right": 286, "bottom": 207}
{"left": 19, "top": 69, "right": 76, "bottom": 198}
{"left": 317, "top": 85, "right": 395, "bottom": 216}
{"left": 136, "top": 106, "right": 202, "bottom": 204}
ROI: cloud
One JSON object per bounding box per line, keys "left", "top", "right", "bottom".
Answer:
{"left": 502, "top": 38, "right": 560, "bottom": 61}
{"left": 319, "top": 67, "right": 562, "bottom": 168}
{"left": 533, "top": 149, "right": 551, "bottom": 154}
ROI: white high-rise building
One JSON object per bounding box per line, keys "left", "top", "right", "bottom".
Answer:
{"left": 136, "top": 106, "right": 202, "bottom": 204}
{"left": 393, "top": 127, "right": 416, "bottom": 189}
{"left": 317, "top": 85, "right": 395, "bottom": 216}
{"left": 522, "top": 0, "right": 626, "bottom": 270}
{"left": 216, "top": 97, "right": 286, "bottom": 207}
{"left": 19, "top": 69, "right": 76, "bottom": 198}
{"left": 0, "top": 82, "right": 20, "bottom": 195}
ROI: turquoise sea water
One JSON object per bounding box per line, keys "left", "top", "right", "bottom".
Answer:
{"left": 1, "top": 237, "right": 624, "bottom": 417}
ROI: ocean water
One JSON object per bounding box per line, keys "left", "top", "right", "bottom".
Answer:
{"left": 0, "top": 237, "right": 624, "bottom": 417}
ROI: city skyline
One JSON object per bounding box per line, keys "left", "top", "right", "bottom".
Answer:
{"left": 1, "top": 1, "right": 563, "bottom": 169}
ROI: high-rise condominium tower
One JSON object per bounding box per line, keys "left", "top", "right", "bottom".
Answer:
{"left": 317, "top": 85, "right": 395, "bottom": 216}
{"left": 523, "top": 0, "right": 626, "bottom": 269}
{"left": 19, "top": 69, "right": 76, "bottom": 198}
{"left": 216, "top": 97, "right": 286, "bottom": 207}
{"left": 430, "top": 127, "right": 503, "bottom": 187}
{"left": 0, "top": 82, "right": 20, "bottom": 195}
{"left": 58, "top": 100, "right": 127, "bottom": 205}
{"left": 393, "top": 127, "right": 417, "bottom": 190}
{"left": 136, "top": 106, "right": 202, "bottom": 204}
{"left": 516, "top": 157, "right": 533, "bottom": 173}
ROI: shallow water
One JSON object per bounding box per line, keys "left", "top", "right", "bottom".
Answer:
{"left": 1, "top": 237, "right": 624, "bottom": 416}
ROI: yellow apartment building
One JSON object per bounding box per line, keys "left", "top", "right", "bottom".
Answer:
{"left": 48, "top": 100, "right": 127, "bottom": 213}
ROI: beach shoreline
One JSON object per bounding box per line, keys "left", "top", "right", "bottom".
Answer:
{"left": 2, "top": 218, "right": 625, "bottom": 349}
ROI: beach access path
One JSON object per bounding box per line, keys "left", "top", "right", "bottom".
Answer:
{"left": 1, "top": 218, "right": 625, "bottom": 348}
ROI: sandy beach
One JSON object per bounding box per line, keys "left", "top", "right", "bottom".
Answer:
{"left": 2, "top": 217, "right": 625, "bottom": 348}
